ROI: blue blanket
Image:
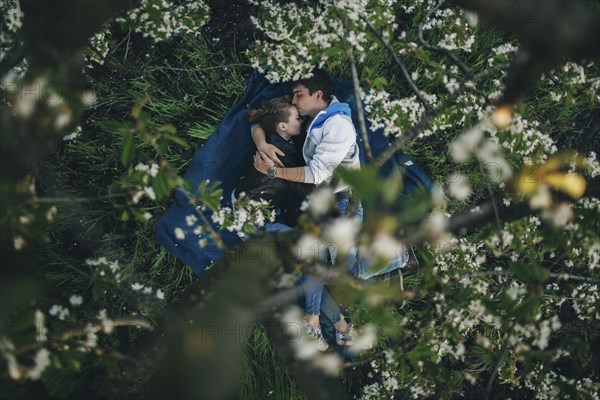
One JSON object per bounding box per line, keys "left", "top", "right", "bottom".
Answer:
{"left": 155, "top": 70, "right": 429, "bottom": 275}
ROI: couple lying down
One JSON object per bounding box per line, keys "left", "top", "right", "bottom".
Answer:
{"left": 232, "top": 69, "right": 409, "bottom": 351}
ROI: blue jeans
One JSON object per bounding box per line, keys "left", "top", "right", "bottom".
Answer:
{"left": 263, "top": 222, "right": 343, "bottom": 325}
{"left": 337, "top": 198, "right": 409, "bottom": 280}
{"left": 298, "top": 198, "right": 362, "bottom": 320}
{"left": 303, "top": 198, "right": 410, "bottom": 315}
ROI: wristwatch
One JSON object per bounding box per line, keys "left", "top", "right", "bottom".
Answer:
{"left": 267, "top": 165, "right": 277, "bottom": 179}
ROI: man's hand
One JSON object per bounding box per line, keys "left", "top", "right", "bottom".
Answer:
{"left": 253, "top": 151, "right": 275, "bottom": 175}
{"left": 257, "top": 143, "right": 285, "bottom": 168}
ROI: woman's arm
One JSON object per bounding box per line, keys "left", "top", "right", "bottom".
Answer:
{"left": 252, "top": 125, "right": 285, "bottom": 167}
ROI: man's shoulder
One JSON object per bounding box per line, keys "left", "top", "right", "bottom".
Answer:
{"left": 322, "top": 113, "right": 355, "bottom": 130}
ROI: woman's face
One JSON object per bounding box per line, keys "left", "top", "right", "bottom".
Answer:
{"left": 284, "top": 106, "right": 303, "bottom": 136}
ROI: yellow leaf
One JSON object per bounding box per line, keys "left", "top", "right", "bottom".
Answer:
{"left": 545, "top": 173, "right": 586, "bottom": 199}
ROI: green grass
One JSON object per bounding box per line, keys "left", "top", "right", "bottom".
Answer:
{"left": 240, "top": 325, "right": 306, "bottom": 400}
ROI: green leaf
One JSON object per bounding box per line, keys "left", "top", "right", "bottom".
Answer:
{"left": 158, "top": 124, "right": 177, "bottom": 134}
{"left": 132, "top": 96, "right": 150, "bottom": 119}
{"left": 382, "top": 167, "right": 403, "bottom": 205}
{"left": 99, "top": 119, "right": 133, "bottom": 133}
{"left": 67, "top": 356, "right": 81, "bottom": 371}
{"left": 131, "top": 208, "right": 149, "bottom": 222}
{"left": 509, "top": 262, "right": 550, "bottom": 284}
{"left": 471, "top": 345, "right": 493, "bottom": 365}
{"left": 121, "top": 209, "right": 130, "bottom": 222}
{"left": 511, "top": 295, "right": 540, "bottom": 319}
{"left": 397, "top": 189, "right": 431, "bottom": 223}
{"left": 371, "top": 76, "right": 388, "bottom": 90}
{"left": 91, "top": 282, "right": 105, "bottom": 302}
{"left": 336, "top": 166, "right": 384, "bottom": 204}
{"left": 152, "top": 169, "right": 169, "bottom": 198}
{"left": 121, "top": 133, "right": 135, "bottom": 166}
{"left": 164, "top": 134, "right": 189, "bottom": 148}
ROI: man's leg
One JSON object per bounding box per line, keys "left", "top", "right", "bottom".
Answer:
{"left": 350, "top": 247, "right": 410, "bottom": 280}
{"left": 332, "top": 197, "right": 410, "bottom": 280}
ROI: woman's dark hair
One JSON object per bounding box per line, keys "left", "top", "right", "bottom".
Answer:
{"left": 293, "top": 68, "right": 333, "bottom": 103}
{"left": 247, "top": 96, "right": 293, "bottom": 135}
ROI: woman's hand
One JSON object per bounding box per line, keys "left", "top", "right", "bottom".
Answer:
{"left": 257, "top": 143, "right": 285, "bottom": 168}
{"left": 253, "top": 151, "right": 275, "bottom": 175}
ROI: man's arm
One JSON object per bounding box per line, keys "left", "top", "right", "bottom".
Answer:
{"left": 251, "top": 125, "right": 285, "bottom": 167}
{"left": 253, "top": 151, "right": 306, "bottom": 183}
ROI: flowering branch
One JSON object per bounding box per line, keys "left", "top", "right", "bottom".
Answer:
{"left": 373, "top": 63, "right": 509, "bottom": 168}
{"left": 457, "top": 270, "right": 600, "bottom": 284}
{"left": 9, "top": 315, "right": 154, "bottom": 357}
{"left": 361, "top": 15, "right": 432, "bottom": 112}
{"left": 417, "top": 0, "right": 472, "bottom": 77}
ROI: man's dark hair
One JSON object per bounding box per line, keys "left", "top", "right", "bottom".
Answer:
{"left": 293, "top": 68, "right": 333, "bottom": 103}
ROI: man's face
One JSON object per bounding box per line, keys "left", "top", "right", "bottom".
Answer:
{"left": 292, "top": 84, "right": 319, "bottom": 118}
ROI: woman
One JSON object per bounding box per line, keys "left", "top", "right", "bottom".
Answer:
{"left": 235, "top": 96, "right": 352, "bottom": 350}
{"left": 235, "top": 96, "right": 312, "bottom": 226}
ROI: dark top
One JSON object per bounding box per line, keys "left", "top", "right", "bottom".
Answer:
{"left": 236, "top": 133, "right": 315, "bottom": 226}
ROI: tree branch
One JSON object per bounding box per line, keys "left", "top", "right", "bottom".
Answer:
{"left": 0, "top": 43, "right": 27, "bottom": 80}
{"left": 10, "top": 315, "right": 154, "bottom": 356}
{"left": 349, "top": 51, "right": 373, "bottom": 162}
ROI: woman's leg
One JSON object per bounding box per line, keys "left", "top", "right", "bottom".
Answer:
{"left": 298, "top": 274, "right": 323, "bottom": 325}
{"left": 319, "top": 286, "right": 348, "bottom": 332}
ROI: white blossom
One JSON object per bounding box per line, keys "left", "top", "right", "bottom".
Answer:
{"left": 323, "top": 217, "right": 360, "bottom": 255}
{"left": 69, "top": 295, "right": 83, "bottom": 306}
{"left": 24, "top": 349, "right": 50, "bottom": 380}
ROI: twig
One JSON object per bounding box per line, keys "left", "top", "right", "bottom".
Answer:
{"left": 478, "top": 160, "right": 502, "bottom": 232}
{"left": 255, "top": 285, "right": 305, "bottom": 314}
{"left": 484, "top": 323, "right": 515, "bottom": 400}
{"left": 32, "top": 192, "right": 134, "bottom": 203}
{"left": 417, "top": 0, "right": 472, "bottom": 77}
{"left": 123, "top": 29, "right": 132, "bottom": 63}
{"left": 108, "top": 30, "right": 134, "bottom": 57}
{"left": 361, "top": 16, "right": 432, "bottom": 112}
